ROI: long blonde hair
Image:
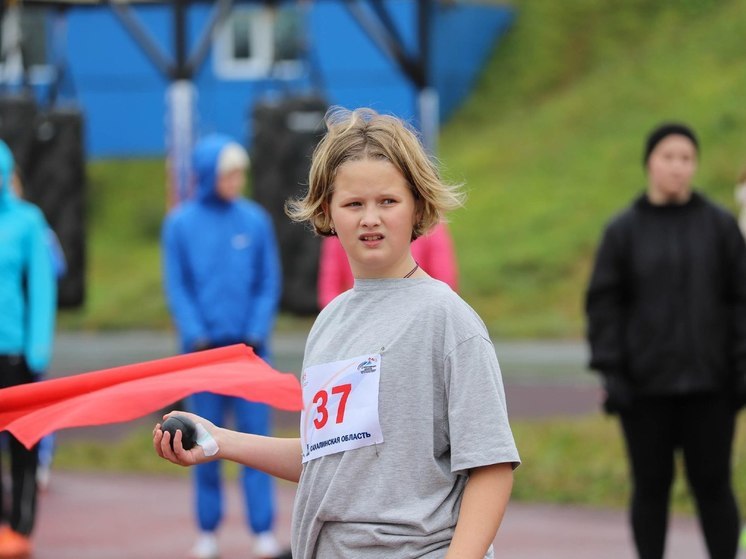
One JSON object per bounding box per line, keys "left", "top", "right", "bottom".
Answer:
{"left": 285, "top": 107, "right": 464, "bottom": 239}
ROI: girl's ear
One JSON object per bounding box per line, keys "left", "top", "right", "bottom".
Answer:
{"left": 414, "top": 197, "right": 425, "bottom": 224}
{"left": 322, "top": 199, "right": 334, "bottom": 232}
{"left": 410, "top": 199, "right": 425, "bottom": 240}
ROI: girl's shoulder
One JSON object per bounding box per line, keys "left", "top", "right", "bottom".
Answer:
{"left": 317, "top": 277, "right": 485, "bottom": 330}
{"left": 416, "top": 279, "right": 490, "bottom": 334}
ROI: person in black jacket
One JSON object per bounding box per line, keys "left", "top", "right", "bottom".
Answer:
{"left": 586, "top": 122, "right": 746, "bottom": 559}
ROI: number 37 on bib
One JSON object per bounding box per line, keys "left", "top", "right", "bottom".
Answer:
{"left": 300, "top": 354, "right": 384, "bottom": 463}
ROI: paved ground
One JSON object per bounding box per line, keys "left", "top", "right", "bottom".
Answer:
{"left": 32, "top": 471, "right": 708, "bottom": 559}
{"left": 19, "top": 331, "right": 721, "bottom": 557}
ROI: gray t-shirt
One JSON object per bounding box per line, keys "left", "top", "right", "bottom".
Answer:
{"left": 291, "top": 278, "right": 520, "bottom": 559}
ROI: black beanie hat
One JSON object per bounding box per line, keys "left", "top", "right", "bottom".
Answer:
{"left": 643, "top": 122, "right": 699, "bottom": 166}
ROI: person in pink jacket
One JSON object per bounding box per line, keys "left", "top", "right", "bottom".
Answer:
{"left": 317, "top": 221, "right": 459, "bottom": 308}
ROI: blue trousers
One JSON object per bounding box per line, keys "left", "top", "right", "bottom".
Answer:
{"left": 188, "top": 392, "right": 275, "bottom": 534}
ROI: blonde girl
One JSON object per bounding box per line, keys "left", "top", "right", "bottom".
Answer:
{"left": 155, "top": 107, "right": 519, "bottom": 559}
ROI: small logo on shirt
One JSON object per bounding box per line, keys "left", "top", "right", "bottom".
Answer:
{"left": 357, "top": 356, "right": 378, "bottom": 374}
{"left": 232, "top": 234, "right": 250, "bottom": 250}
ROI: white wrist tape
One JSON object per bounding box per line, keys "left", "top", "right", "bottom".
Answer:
{"left": 195, "top": 423, "right": 219, "bottom": 457}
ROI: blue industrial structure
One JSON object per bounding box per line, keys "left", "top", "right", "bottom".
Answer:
{"left": 24, "top": 1, "right": 513, "bottom": 158}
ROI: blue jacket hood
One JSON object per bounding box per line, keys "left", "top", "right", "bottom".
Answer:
{"left": 193, "top": 134, "right": 234, "bottom": 202}
{"left": 0, "top": 139, "right": 16, "bottom": 207}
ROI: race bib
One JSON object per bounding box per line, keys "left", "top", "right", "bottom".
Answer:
{"left": 300, "top": 353, "right": 384, "bottom": 463}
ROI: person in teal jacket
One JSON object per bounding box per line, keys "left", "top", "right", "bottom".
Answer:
{"left": 161, "top": 134, "right": 284, "bottom": 559}
{"left": 0, "top": 139, "right": 56, "bottom": 558}
{"left": 11, "top": 166, "right": 66, "bottom": 495}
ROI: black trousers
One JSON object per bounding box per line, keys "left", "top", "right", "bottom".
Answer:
{"left": 0, "top": 355, "right": 38, "bottom": 536}
{"left": 619, "top": 392, "right": 740, "bottom": 559}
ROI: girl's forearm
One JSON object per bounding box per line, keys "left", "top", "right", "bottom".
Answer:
{"left": 217, "top": 429, "right": 303, "bottom": 482}
{"left": 446, "top": 462, "right": 514, "bottom": 558}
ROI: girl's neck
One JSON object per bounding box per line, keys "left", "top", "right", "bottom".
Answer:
{"left": 352, "top": 257, "right": 421, "bottom": 280}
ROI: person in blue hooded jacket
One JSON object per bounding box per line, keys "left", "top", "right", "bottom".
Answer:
{"left": 11, "top": 167, "right": 66, "bottom": 494}
{"left": 0, "top": 139, "right": 56, "bottom": 558}
{"left": 161, "top": 134, "right": 284, "bottom": 559}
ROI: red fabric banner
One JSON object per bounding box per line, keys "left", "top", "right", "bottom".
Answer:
{"left": 0, "top": 344, "right": 302, "bottom": 449}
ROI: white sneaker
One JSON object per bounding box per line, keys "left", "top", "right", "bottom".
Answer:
{"left": 190, "top": 532, "right": 219, "bottom": 559}
{"left": 253, "top": 531, "right": 281, "bottom": 558}
{"left": 36, "top": 464, "right": 51, "bottom": 492}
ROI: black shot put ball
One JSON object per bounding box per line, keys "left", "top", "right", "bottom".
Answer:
{"left": 161, "top": 415, "right": 197, "bottom": 451}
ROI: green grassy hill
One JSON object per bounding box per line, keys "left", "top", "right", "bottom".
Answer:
{"left": 60, "top": 0, "right": 746, "bottom": 337}
{"left": 58, "top": 159, "right": 170, "bottom": 331}
{"left": 442, "top": 0, "right": 746, "bottom": 337}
